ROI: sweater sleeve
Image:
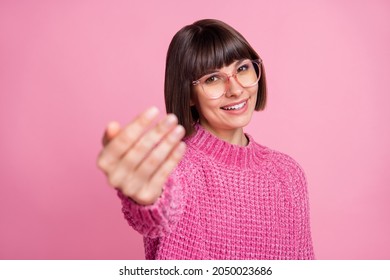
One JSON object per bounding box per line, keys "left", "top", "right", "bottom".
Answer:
{"left": 289, "top": 159, "right": 315, "bottom": 260}
{"left": 117, "top": 167, "right": 187, "bottom": 239}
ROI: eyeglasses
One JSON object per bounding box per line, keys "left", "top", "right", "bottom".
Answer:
{"left": 192, "top": 59, "right": 261, "bottom": 99}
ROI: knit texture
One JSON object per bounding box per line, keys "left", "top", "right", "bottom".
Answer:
{"left": 118, "top": 124, "right": 315, "bottom": 259}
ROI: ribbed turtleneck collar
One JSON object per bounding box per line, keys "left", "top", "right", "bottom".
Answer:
{"left": 184, "top": 123, "right": 265, "bottom": 169}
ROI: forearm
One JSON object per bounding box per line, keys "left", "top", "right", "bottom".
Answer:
{"left": 118, "top": 174, "right": 186, "bottom": 238}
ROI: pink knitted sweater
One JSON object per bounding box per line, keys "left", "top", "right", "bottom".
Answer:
{"left": 118, "top": 124, "right": 315, "bottom": 259}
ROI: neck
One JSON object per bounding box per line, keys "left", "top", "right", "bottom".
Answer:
{"left": 186, "top": 123, "right": 259, "bottom": 169}
{"left": 199, "top": 122, "right": 248, "bottom": 146}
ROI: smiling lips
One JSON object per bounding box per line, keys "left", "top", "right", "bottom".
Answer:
{"left": 221, "top": 100, "right": 247, "bottom": 111}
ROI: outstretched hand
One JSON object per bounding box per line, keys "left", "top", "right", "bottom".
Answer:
{"left": 97, "top": 107, "right": 186, "bottom": 205}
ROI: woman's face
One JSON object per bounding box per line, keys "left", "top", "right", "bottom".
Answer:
{"left": 191, "top": 59, "right": 258, "bottom": 140}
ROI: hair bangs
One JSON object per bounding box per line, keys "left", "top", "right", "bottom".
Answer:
{"left": 190, "top": 29, "right": 254, "bottom": 80}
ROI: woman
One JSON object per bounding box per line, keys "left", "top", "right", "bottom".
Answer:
{"left": 97, "top": 19, "right": 314, "bottom": 259}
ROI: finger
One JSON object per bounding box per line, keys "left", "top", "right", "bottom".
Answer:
{"left": 118, "top": 114, "right": 179, "bottom": 172}
{"left": 108, "top": 115, "right": 180, "bottom": 188}
{"left": 135, "top": 124, "right": 185, "bottom": 180}
{"left": 150, "top": 138, "right": 186, "bottom": 184}
{"left": 129, "top": 141, "right": 187, "bottom": 205}
{"left": 99, "top": 106, "right": 159, "bottom": 168}
{"left": 122, "top": 142, "right": 186, "bottom": 205}
{"left": 102, "top": 121, "right": 121, "bottom": 146}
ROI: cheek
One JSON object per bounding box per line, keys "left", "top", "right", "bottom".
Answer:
{"left": 192, "top": 91, "right": 220, "bottom": 111}
{"left": 250, "top": 87, "right": 258, "bottom": 103}
{"left": 198, "top": 100, "right": 221, "bottom": 116}
{"left": 252, "top": 85, "right": 259, "bottom": 96}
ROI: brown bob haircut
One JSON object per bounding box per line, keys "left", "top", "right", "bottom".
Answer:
{"left": 164, "top": 19, "right": 267, "bottom": 137}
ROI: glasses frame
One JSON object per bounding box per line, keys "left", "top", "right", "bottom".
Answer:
{"left": 192, "top": 59, "right": 262, "bottom": 100}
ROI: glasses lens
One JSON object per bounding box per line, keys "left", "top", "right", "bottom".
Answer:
{"left": 202, "top": 73, "right": 226, "bottom": 99}
{"left": 236, "top": 61, "right": 260, "bottom": 87}
{"left": 197, "top": 60, "right": 261, "bottom": 99}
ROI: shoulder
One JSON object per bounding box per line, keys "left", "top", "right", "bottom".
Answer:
{"left": 170, "top": 142, "right": 201, "bottom": 181}
{"left": 270, "top": 148, "right": 305, "bottom": 177}
{"left": 251, "top": 140, "right": 307, "bottom": 185}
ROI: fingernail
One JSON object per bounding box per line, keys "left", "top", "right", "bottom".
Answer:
{"left": 164, "top": 114, "right": 178, "bottom": 127}
{"left": 172, "top": 125, "right": 185, "bottom": 139}
{"left": 177, "top": 142, "right": 186, "bottom": 153}
{"left": 108, "top": 121, "right": 120, "bottom": 131}
{"left": 145, "top": 106, "right": 159, "bottom": 120}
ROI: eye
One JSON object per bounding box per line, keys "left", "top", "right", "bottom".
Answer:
{"left": 204, "top": 74, "right": 222, "bottom": 84}
{"left": 237, "top": 63, "right": 250, "bottom": 73}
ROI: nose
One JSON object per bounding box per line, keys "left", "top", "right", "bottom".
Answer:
{"left": 225, "top": 75, "right": 244, "bottom": 97}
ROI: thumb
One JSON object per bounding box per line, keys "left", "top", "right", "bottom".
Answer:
{"left": 102, "top": 121, "right": 121, "bottom": 146}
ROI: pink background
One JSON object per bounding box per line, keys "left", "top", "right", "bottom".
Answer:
{"left": 1, "top": 0, "right": 389, "bottom": 259}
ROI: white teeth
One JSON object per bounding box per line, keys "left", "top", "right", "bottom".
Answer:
{"left": 222, "top": 101, "right": 246, "bottom": 110}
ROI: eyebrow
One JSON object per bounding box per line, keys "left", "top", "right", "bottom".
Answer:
{"left": 201, "top": 59, "right": 249, "bottom": 76}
